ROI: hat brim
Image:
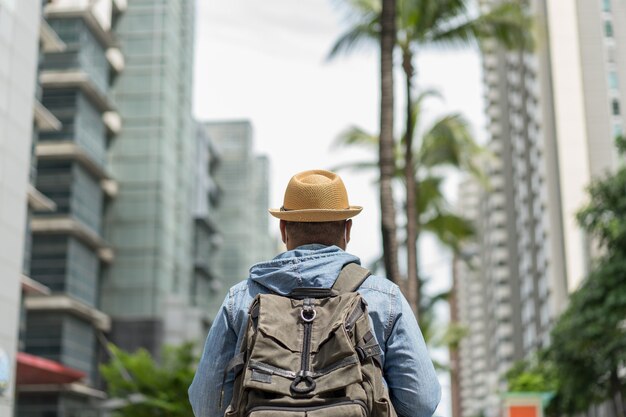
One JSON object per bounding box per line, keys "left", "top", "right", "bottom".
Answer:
{"left": 268, "top": 206, "right": 363, "bottom": 222}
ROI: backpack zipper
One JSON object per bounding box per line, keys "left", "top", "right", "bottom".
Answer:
{"left": 300, "top": 298, "right": 316, "bottom": 372}
{"left": 290, "top": 298, "right": 317, "bottom": 394}
{"left": 246, "top": 399, "right": 369, "bottom": 417}
{"left": 301, "top": 303, "right": 313, "bottom": 372}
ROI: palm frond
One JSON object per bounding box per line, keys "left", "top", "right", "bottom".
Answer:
{"left": 426, "top": 289, "right": 452, "bottom": 308}
{"left": 416, "top": 176, "right": 446, "bottom": 215}
{"left": 428, "top": 1, "right": 534, "bottom": 51}
{"left": 399, "top": 88, "right": 442, "bottom": 148}
{"left": 333, "top": 125, "right": 379, "bottom": 148}
{"left": 422, "top": 212, "right": 475, "bottom": 251}
{"left": 413, "top": 0, "right": 469, "bottom": 42}
{"left": 330, "top": 160, "right": 379, "bottom": 173}
{"left": 327, "top": 17, "right": 379, "bottom": 60}
{"left": 419, "top": 113, "right": 483, "bottom": 170}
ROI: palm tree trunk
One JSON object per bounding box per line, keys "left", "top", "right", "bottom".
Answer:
{"left": 402, "top": 48, "right": 419, "bottom": 318}
{"left": 379, "top": 0, "right": 401, "bottom": 284}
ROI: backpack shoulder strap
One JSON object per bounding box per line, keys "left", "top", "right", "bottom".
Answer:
{"left": 331, "top": 263, "right": 371, "bottom": 294}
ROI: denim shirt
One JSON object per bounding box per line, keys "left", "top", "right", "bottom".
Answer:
{"left": 188, "top": 245, "right": 441, "bottom": 417}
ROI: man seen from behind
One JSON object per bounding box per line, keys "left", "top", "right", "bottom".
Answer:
{"left": 189, "top": 169, "right": 441, "bottom": 417}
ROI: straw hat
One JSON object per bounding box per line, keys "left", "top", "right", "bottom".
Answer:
{"left": 269, "top": 170, "right": 363, "bottom": 222}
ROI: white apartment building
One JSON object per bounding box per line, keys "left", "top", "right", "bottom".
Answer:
{"left": 454, "top": 1, "right": 624, "bottom": 416}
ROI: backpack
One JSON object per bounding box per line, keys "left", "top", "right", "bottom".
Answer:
{"left": 222, "top": 263, "right": 397, "bottom": 417}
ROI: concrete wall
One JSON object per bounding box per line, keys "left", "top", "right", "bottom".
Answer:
{"left": 0, "top": 0, "right": 40, "bottom": 415}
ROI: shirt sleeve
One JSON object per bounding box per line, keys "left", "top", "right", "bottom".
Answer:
{"left": 189, "top": 293, "right": 238, "bottom": 417}
{"left": 383, "top": 288, "right": 441, "bottom": 417}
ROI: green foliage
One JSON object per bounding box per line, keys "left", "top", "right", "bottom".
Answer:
{"left": 506, "top": 354, "right": 558, "bottom": 393}
{"left": 504, "top": 139, "right": 626, "bottom": 417}
{"left": 505, "top": 354, "right": 565, "bottom": 417}
{"left": 440, "top": 322, "right": 468, "bottom": 351}
{"left": 549, "top": 255, "right": 626, "bottom": 413}
{"left": 328, "top": 0, "right": 533, "bottom": 61}
{"left": 577, "top": 170, "right": 626, "bottom": 253}
{"left": 333, "top": 92, "right": 482, "bottom": 252}
{"left": 99, "top": 343, "right": 197, "bottom": 417}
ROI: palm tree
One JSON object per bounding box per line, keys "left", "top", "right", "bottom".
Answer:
{"left": 334, "top": 90, "right": 481, "bottom": 315}
{"left": 329, "top": 0, "right": 532, "bottom": 317}
{"left": 379, "top": 0, "right": 401, "bottom": 284}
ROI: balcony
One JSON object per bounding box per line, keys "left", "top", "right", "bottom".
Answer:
{"left": 194, "top": 259, "right": 218, "bottom": 281}
{"left": 24, "top": 294, "right": 111, "bottom": 332}
{"left": 21, "top": 275, "right": 52, "bottom": 296}
{"left": 106, "top": 47, "right": 125, "bottom": 74}
{"left": 195, "top": 211, "right": 219, "bottom": 234}
{"left": 36, "top": 141, "right": 118, "bottom": 198}
{"left": 103, "top": 110, "right": 122, "bottom": 136}
{"left": 39, "top": 19, "right": 66, "bottom": 53}
{"left": 27, "top": 184, "right": 57, "bottom": 212}
{"left": 44, "top": 1, "right": 117, "bottom": 49}
{"left": 33, "top": 99, "right": 62, "bottom": 132}
{"left": 30, "top": 215, "right": 115, "bottom": 264}
{"left": 113, "top": 0, "right": 128, "bottom": 14}
{"left": 39, "top": 70, "right": 116, "bottom": 114}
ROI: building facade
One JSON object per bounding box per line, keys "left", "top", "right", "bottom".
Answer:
{"left": 453, "top": 178, "right": 491, "bottom": 417}
{"left": 162, "top": 121, "right": 222, "bottom": 346}
{"left": 16, "top": 0, "right": 126, "bottom": 415}
{"left": 103, "top": 0, "right": 197, "bottom": 355}
{"left": 454, "top": 1, "right": 626, "bottom": 416}
{"left": 0, "top": 0, "right": 231, "bottom": 414}
{"left": 0, "top": 1, "right": 42, "bottom": 415}
{"left": 202, "top": 120, "right": 274, "bottom": 315}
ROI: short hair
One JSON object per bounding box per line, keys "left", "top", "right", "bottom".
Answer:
{"left": 285, "top": 221, "right": 346, "bottom": 247}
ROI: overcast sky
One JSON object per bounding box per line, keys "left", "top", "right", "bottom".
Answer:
{"left": 193, "top": 2, "right": 487, "bottom": 415}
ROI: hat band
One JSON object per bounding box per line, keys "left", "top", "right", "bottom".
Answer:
{"left": 280, "top": 206, "right": 351, "bottom": 211}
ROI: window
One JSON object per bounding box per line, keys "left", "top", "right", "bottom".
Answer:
{"left": 607, "top": 45, "right": 616, "bottom": 63}
{"left": 605, "top": 21, "right": 614, "bottom": 37}
{"left": 613, "top": 99, "right": 621, "bottom": 115}
{"left": 609, "top": 71, "right": 619, "bottom": 90}
{"left": 603, "top": 0, "right": 611, "bottom": 12}
{"left": 613, "top": 124, "right": 623, "bottom": 139}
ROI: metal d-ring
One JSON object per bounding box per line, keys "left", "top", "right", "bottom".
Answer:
{"left": 300, "top": 307, "right": 316, "bottom": 322}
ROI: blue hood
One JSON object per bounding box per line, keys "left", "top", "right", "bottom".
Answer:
{"left": 249, "top": 244, "right": 361, "bottom": 295}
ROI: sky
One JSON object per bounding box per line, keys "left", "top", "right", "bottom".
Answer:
{"left": 193, "top": 1, "right": 487, "bottom": 415}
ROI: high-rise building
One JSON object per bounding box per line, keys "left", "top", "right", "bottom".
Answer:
{"left": 453, "top": 178, "right": 491, "bottom": 417}
{"left": 454, "top": 1, "right": 626, "bottom": 416}
{"left": 16, "top": 0, "right": 126, "bottom": 414}
{"left": 162, "top": 121, "right": 222, "bottom": 345}
{"left": 203, "top": 120, "right": 274, "bottom": 313}
{"left": 103, "top": 0, "right": 197, "bottom": 355}
{"left": 251, "top": 155, "right": 275, "bottom": 263}
{"left": 0, "top": 1, "right": 42, "bottom": 415}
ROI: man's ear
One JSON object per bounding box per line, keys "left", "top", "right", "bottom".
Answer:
{"left": 345, "top": 219, "right": 352, "bottom": 245}
{"left": 280, "top": 220, "right": 287, "bottom": 244}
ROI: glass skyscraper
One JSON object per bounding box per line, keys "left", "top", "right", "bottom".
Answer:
{"left": 17, "top": 0, "right": 126, "bottom": 415}
{"left": 202, "top": 121, "right": 275, "bottom": 314}
{"left": 103, "top": 0, "right": 198, "bottom": 354}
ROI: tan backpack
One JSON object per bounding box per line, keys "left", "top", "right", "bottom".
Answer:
{"left": 223, "top": 263, "right": 397, "bottom": 417}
